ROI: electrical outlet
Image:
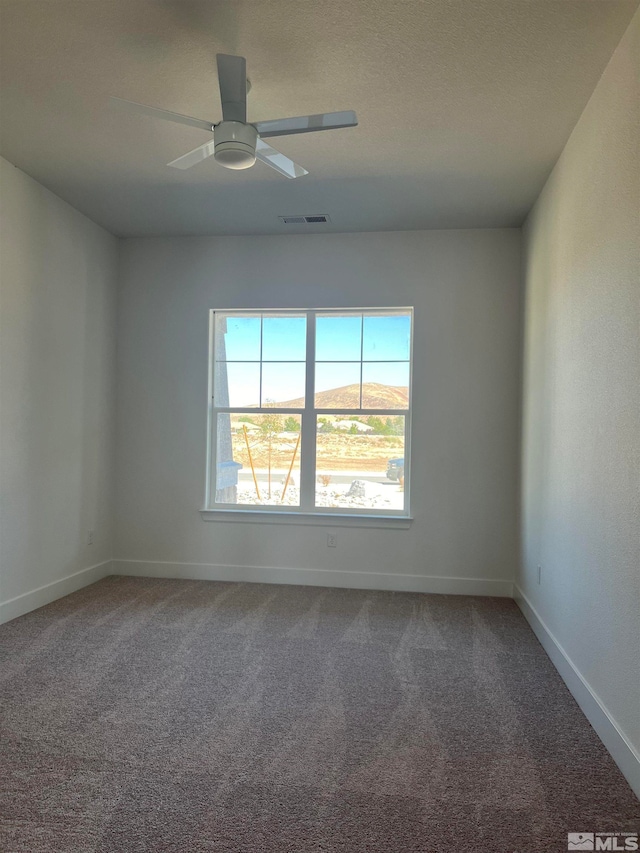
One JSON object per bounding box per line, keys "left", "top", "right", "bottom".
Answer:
{"left": 88, "top": 530, "right": 94, "bottom": 546}
{"left": 537, "top": 565, "right": 542, "bottom": 584}
{"left": 327, "top": 533, "right": 337, "bottom": 548}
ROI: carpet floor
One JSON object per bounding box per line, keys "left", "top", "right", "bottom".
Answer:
{"left": 1, "top": 576, "right": 638, "bottom": 852}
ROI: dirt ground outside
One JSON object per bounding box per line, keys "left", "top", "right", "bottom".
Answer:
{"left": 231, "top": 431, "right": 404, "bottom": 473}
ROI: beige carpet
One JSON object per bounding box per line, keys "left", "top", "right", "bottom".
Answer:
{"left": 1, "top": 576, "right": 638, "bottom": 852}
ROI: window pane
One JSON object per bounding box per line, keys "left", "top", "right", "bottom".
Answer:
{"left": 316, "top": 313, "right": 362, "bottom": 361}
{"left": 362, "top": 313, "right": 411, "bottom": 361}
{"left": 315, "top": 415, "right": 405, "bottom": 511}
{"left": 216, "top": 313, "right": 261, "bottom": 361}
{"left": 262, "top": 363, "right": 305, "bottom": 407}
{"left": 262, "top": 314, "right": 306, "bottom": 361}
{"left": 216, "top": 362, "right": 260, "bottom": 407}
{"left": 315, "top": 362, "right": 361, "bottom": 408}
{"left": 361, "top": 362, "right": 410, "bottom": 409}
{"left": 216, "top": 413, "right": 301, "bottom": 506}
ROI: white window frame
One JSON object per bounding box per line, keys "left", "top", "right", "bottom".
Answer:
{"left": 201, "top": 308, "right": 413, "bottom": 526}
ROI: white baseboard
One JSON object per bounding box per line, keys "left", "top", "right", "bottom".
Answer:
{"left": 514, "top": 584, "right": 640, "bottom": 800}
{"left": 113, "top": 559, "right": 513, "bottom": 598}
{"left": 0, "top": 560, "right": 113, "bottom": 625}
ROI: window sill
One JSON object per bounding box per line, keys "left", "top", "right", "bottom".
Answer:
{"left": 199, "top": 509, "right": 412, "bottom": 529}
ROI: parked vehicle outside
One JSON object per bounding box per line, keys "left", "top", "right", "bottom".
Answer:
{"left": 386, "top": 457, "right": 404, "bottom": 481}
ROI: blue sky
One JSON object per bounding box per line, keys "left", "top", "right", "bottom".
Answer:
{"left": 216, "top": 312, "right": 411, "bottom": 406}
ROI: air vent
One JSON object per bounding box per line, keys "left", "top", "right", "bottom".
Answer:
{"left": 279, "top": 214, "right": 331, "bottom": 225}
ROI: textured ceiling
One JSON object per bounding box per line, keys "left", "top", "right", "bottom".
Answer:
{"left": 1, "top": 0, "right": 637, "bottom": 236}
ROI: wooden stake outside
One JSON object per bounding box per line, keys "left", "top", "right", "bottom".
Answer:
{"left": 281, "top": 431, "right": 301, "bottom": 503}
{"left": 243, "top": 425, "right": 261, "bottom": 501}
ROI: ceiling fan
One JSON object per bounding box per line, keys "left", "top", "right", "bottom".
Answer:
{"left": 111, "top": 54, "right": 358, "bottom": 179}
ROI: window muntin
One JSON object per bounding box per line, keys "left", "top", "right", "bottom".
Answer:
{"left": 208, "top": 309, "right": 412, "bottom": 516}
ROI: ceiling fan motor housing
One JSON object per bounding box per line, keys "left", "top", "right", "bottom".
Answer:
{"left": 214, "top": 121, "right": 257, "bottom": 170}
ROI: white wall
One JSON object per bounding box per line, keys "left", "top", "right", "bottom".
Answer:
{"left": 518, "top": 11, "right": 640, "bottom": 793}
{"left": 115, "top": 229, "right": 521, "bottom": 595}
{"left": 0, "top": 158, "right": 118, "bottom": 622}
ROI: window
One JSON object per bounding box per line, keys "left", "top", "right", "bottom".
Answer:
{"left": 205, "top": 309, "right": 412, "bottom": 520}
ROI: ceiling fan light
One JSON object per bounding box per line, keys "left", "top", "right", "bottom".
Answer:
{"left": 214, "top": 121, "right": 257, "bottom": 170}
{"left": 214, "top": 145, "right": 256, "bottom": 170}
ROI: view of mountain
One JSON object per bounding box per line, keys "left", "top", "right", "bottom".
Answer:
{"left": 274, "top": 382, "right": 409, "bottom": 409}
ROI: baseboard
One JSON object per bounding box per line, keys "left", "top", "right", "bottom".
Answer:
{"left": 0, "top": 560, "right": 113, "bottom": 625}
{"left": 514, "top": 584, "right": 640, "bottom": 800}
{"left": 113, "top": 559, "right": 513, "bottom": 597}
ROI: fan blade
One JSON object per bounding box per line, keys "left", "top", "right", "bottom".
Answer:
{"left": 216, "top": 54, "right": 247, "bottom": 123}
{"left": 167, "top": 139, "right": 216, "bottom": 170}
{"left": 110, "top": 96, "right": 215, "bottom": 132}
{"left": 255, "top": 138, "right": 308, "bottom": 179}
{"left": 254, "top": 110, "right": 357, "bottom": 139}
